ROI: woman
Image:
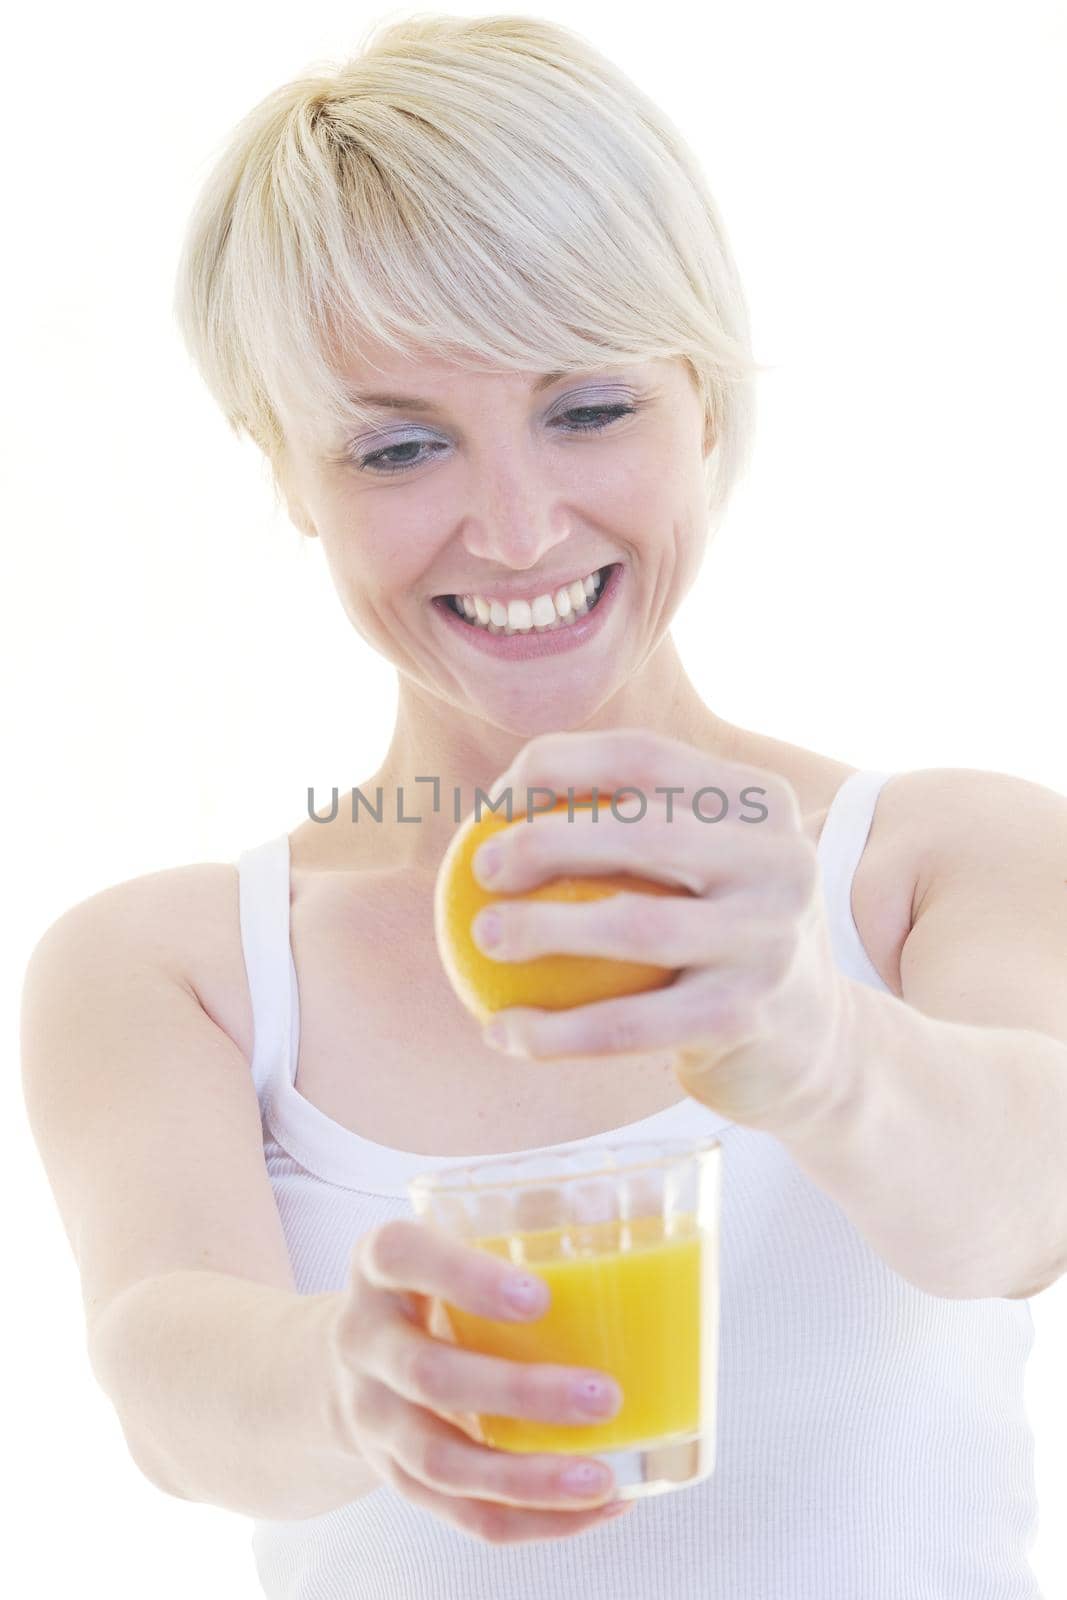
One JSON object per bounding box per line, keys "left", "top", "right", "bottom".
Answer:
{"left": 20, "top": 13, "right": 1066, "bottom": 1599}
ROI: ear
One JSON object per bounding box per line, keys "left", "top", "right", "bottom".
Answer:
{"left": 269, "top": 453, "right": 319, "bottom": 539}
{"left": 288, "top": 501, "right": 319, "bottom": 540}
{"left": 273, "top": 484, "right": 319, "bottom": 540}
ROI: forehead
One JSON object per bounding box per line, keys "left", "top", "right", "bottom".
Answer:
{"left": 344, "top": 346, "right": 672, "bottom": 390}
{"left": 340, "top": 322, "right": 683, "bottom": 382}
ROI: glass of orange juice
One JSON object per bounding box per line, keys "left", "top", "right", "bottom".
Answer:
{"left": 407, "top": 1135, "right": 722, "bottom": 1501}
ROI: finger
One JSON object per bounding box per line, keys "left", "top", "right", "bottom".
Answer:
{"left": 355, "top": 1374, "right": 619, "bottom": 1509}
{"left": 489, "top": 728, "right": 796, "bottom": 830}
{"left": 365, "top": 1299, "right": 624, "bottom": 1427}
{"left": 354, "top": 1217, "right": 552, "bottom": 1324}
{"left": 486, "top": 968, "right": 763, "bottom": 1061}
{"left": 375, "top": 1451, "right": 634, "bottom": 1546}
{"left": 473, "top": 804, "right": 803, "bottom": 897}
{"left": 475, "top": 896, "right": 799, "bottom": 972}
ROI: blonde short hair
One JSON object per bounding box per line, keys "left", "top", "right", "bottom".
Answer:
{"left": 173, "top": 12, "right": 764, "bottom": 527}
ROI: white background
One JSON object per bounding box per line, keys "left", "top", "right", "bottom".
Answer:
{"left": 5, "top": 1, "right": 1064, "bottom": 1593}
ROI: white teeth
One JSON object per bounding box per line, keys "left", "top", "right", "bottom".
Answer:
{"left": 448, "top": 566, "right": 610, "bottom": 632}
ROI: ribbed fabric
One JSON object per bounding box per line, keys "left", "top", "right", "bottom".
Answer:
{"left": 236, "top": 771, "right": 1042, "bottom": 1598}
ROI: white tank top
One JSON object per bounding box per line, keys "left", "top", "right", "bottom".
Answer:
{"left": 236, "top": 771, "right": 1042, "bottom": 1598}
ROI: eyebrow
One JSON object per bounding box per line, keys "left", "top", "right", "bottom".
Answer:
{"left": 343, "top": 370, "right": 572, "bottom": 417}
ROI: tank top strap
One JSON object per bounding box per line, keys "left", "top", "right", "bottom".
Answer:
{"left": 816, "top": 770, "right": 897, "bottom": 990}
{"left": 235, "top": 832, "right": 296, "bottom": 1106}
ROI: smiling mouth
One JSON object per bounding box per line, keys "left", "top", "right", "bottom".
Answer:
{"left": 438, "top": 564, "right": 616, "bottom": 635}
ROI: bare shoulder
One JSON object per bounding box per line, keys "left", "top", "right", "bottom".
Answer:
{"left": 872, "top": 766, "right": 1067, "bottom": 917}
{"left": 29, "top": 860, "right": 240, "bottom": 963}
{"left": 735, "top": 752, "right": 1065, "bottom": 998}
{"left": 27, "top": 861, "right": 255, "bottom": 1060}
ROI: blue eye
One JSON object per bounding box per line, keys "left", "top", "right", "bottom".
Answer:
{"left": 354, "top": 403, "right": 637, "bottom": 476}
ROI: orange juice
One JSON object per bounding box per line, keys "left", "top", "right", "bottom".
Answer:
{"left": 439, "top": 1211, "right": 716, "bottom": 1454}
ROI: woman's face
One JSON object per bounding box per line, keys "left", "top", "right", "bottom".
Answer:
{"left": 276, "top": 337, "right": 713, "bottom": 735}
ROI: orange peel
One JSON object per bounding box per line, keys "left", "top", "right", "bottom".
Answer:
{"left": 434, "top": 796, "right": 692, "bottom": 1026}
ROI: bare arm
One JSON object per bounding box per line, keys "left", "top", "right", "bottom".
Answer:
{"left": 20, "top": 871, "right": 379, "bottom": 1521}
{"left": 21, "top": 869, "right": 634, "bottom": 1542}
{"left": 87, "top": 1269, "right": 380, "bottom": 1518}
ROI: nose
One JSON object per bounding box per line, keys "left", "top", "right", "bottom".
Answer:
{"left": 458, "top": 459, "right": 573, "bottom": 572}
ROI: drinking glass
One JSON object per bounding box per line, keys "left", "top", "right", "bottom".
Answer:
{"left": 407, "top": 1134, "right": 722, "bottom": 1500}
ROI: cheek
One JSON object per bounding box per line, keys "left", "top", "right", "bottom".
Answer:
{"left": 322, "top": 516, "right": 433, "bottom": 603}
{"left": 625, "top": 468, "right": 707, "bottom": 568}
{"left": 681, "top": 518, "right": 710, "bottom": 578}
{"left": 608, "top": 426, "right": 704, "bottom": 525}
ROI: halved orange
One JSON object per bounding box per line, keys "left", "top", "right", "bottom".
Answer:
{"left": 434, "top": 796, "right": 692, "bottom": 1025}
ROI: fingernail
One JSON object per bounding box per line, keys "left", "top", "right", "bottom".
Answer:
{"left": 560, "top": 1461, "right": 611, "bottom": 1496}
{"left": 473, "top": 909, "right": 501, "bottom": 949}
{"left": 571, "top": 1376, "right": 621, "bottom": 1415}
{"left": 499, "top": 1272, "right": 548, "bottom": 1317}
{"left": 474, "top": 843, "right": 502, "bottom": 882}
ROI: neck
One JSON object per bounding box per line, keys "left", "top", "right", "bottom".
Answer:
{"left": 362, "top": 633, "right": 740, "bottom": 873}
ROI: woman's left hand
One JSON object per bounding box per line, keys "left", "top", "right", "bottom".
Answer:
{"left": 471, "top": 729, "right": 858, "bottom": 1141}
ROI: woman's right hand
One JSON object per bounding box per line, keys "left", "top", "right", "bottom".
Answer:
{"left": 328, "top": 1217, "right": 636, "bottom": 1545}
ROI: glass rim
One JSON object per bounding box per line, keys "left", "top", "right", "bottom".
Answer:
{"left": 407, "top": 1133, "right": 722, "bottom": 1197}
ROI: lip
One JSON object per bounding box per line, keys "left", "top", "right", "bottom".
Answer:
{"left": 430, "top": 563, "right": 623, "bottom": 660}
